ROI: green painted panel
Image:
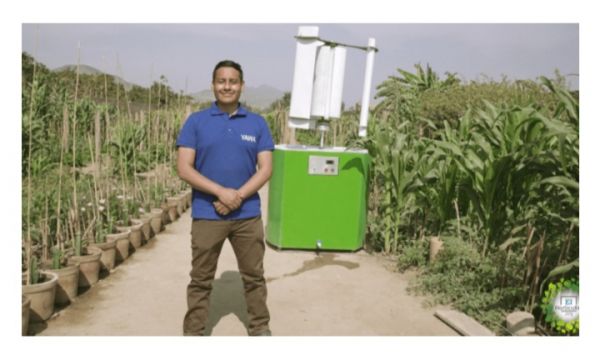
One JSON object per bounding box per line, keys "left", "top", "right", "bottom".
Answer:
{"left": 267, "top": 146, "right": 370, "bottom": 251}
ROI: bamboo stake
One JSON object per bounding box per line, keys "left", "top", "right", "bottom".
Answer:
{"left": 25, "top": 27, "right": 39, "bottom": 285}
{"left": 56, "top": 105, "right": 69, "bottom": 252}
{"left": 141, "top": 110, "right": 151, "bottom": 210}
{"left": 453, "top": 199, "right": 461, "bottom": 239}
{"left": 564, "top": 224, "right": 574, "bottom": 262}
{"left": 154, "top": 110, "right": 159, "bottom": 203}
{"left": 168, "top": 113, "right": 174, "bottom": 182}
{"left": 72, "top": 42, "right": 82, "bottom": 250}
{"left": 80, "top": 209, "right": 96, "bottom": 243}
{"left": 111, "top": 58, "right": 128, "bottom": 224}
{"left": 157, "top": 76, "right": 162, "bottom": 110}
{"left": 88, "top": 135, "right": 101, "bottom": 242}
{"left": 522, "top": 224, "right": 535, "bottom": 259}
{"left": 528, "top": 231, "right": 545, "bottom": 312}
{"left": 105, "top": 177, "right": 112, "bottom": 233}
{"left": 117, "top": 127, "right": 129, "bottom": 224}
{"left": 103, "top": 55, "right": 110, "bottom": 143}
{"left": 557, "top": 223, "right": 574, "bottom": 266}
{"left": 67, "top": 208, "right": 76, "bottom": 252}
{"left": 103, "top": 55, "right": 109, "bottom": 107}
{"left": 42, "top": 177, "right": 49, "bottom": 262}
{"left": 165, "top": 79, "right": 170, "bottom": 109}
{"left": 132, "top": 124, "right": 139, "bottom": 201}
{"left": 95, "top": 110, "right": 101, "bottom": 175}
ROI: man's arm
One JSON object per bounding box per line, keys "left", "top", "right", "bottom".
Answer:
{"left": 238, "top": 151, "right": 273, "bottom": 200}
{"left": 212, "top": 151, "right": 273, "bottom": 215}
{"left": 177, "top": 147, "right": 242, "bottom": 210}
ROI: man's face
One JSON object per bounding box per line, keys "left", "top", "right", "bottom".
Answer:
{"left": 212, "top": 66, "right": 244, "bottom": 107}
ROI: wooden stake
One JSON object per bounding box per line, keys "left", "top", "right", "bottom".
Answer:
{"left": 42, "top": 178, "right": 49, "bottom": 262}
{"left": 72, "top": 42, "right": 82, "bottom": 242}
{"left": 528, "top": 231, "right": 546, "bottom": 311}
{"left": 56, "top": 105, "right": 69, "bottom": 252}
{"left": 95, "top": 110, "right": 101, "bottom": 176}
{"left": 454, "top": 199, "right": 461, "bottom": 240}
{"left": 88, "top": 135, "right": 101, "bottom": 228}
{"left": 25, "top": 27, "right": 40, "bottom": 284}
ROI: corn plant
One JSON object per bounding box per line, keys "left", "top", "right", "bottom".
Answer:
{"left": 367, "top": 65, "right": 578, "bottom": 331}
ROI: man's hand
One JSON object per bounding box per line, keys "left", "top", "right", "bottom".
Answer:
{"left": 213, "top": 200, "right": 231, "bottom": 216}
{"left": 217, "top": 188, "right": 243, "bottom": 210}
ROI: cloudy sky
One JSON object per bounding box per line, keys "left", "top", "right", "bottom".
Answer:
{"left": 21, "top": 23, "right": 578, "bottom": 106}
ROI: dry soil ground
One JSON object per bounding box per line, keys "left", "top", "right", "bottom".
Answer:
{"left": 34, "top": 186, "right": 457, "bottom": 336}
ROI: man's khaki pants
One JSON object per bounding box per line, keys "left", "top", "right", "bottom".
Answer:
{"left": 183, "top": 216, "right": 270, "bottom": 335}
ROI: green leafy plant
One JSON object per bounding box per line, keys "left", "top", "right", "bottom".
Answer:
{"left": 365, "top": 66, "right": 578, "bottom": 332}
{"left": 397, "top": 238, "right": 428, "bottom": 271}
{"left": 410, "top": 236, "right": 528, "bottom": 333}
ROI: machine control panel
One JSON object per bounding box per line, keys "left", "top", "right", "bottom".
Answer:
{"left": 308, "top": 155, "right": 339, "bottom": 176}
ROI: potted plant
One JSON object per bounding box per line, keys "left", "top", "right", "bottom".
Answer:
{"left": 140, "top": 183, "right": 167, "bottom": 240}
{"left": 149, "top": 208, "right": 164, "bottom": 235}
{"left": 160, "top": 199, "right": 173, "bottom": 225}
{"left": 133, "top": 210, "right": 153, "bottom": 245}
{"left": 89, "top": 205, "right": 117, "bottom": 274}
{"left": 22, "top": 256, "right": 58, "bottom": 323}
{"left": 147, "top": 183, "right": 166, "bottom": 234}
{"left": 66, "top": 230, "right": 102, "bottom": 289}
{"left": 179, "top": 188, "right": 192, "bottom": 209}
{"left": 114, "top": 195, "right": 144, "bottom": 250}
{"left": 166, "top": 190, "right": 181, "bottom": 221}
{"left": 22, "top": 295, "right": 31, "bottom": 336}
{"left": 43, "top": 246, "right": 79, "bottom": 306}
{"left": 90, "top": 222, "right": 117, "bottom": 275}
{"left": 103, "top": 193, "right": 131, "bottom": 264}
{"left": 107, "top": 229, "right": 131, "bottom": 265}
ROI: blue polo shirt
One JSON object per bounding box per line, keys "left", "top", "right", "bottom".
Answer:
{"left": 176, "top": 102, "right": 274, "bottom": 220}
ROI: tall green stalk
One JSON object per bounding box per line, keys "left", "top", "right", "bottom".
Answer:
{"left": 71, "top": 42, "right": 82, "bottom": 256}
{"left": 25, "top": 29, "right": 39, "bottom": 285}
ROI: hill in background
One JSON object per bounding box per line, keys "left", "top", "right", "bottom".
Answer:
{"left": 53, "top": 64, "right": 136, "bottom": 91}
{"left": 189, "top": 84, "right": 285, "bottom": 110}
{"left": 53, "top": 64, "right": 285, "bottom": 110}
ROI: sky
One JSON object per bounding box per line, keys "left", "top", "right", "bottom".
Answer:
{"left": 21, "top": 23, "right": 578, "bottom": 106}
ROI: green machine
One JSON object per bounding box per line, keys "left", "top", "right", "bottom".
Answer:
{"left": 266, "top": 26, "right": 377, "bottom": 251}
{"left": 266, "top": 145, "right": 370, "bottom": 251}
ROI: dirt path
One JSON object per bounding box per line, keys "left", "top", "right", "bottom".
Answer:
{"left": 35, "top": 186, "right": 457, "bottom": 336}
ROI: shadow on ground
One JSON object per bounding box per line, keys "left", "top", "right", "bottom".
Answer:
{"left": 205, "top": 271, "right": 249, "bottom": 335}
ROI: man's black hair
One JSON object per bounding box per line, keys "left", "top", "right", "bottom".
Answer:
{"left": 212, "top": 60, "right": 244, "bottom": 83}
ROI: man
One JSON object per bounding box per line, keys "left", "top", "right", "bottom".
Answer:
{"left": 176, "top": 60, "right": 274, "bottom": 336}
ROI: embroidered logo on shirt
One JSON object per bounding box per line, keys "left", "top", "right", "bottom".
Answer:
{"left": 241, "top": 134, "right": 256, "bottom": 143}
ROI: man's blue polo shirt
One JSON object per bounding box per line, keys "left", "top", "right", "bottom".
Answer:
{"left": 176, "top": 102, "right": 274, "bottom": 220}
